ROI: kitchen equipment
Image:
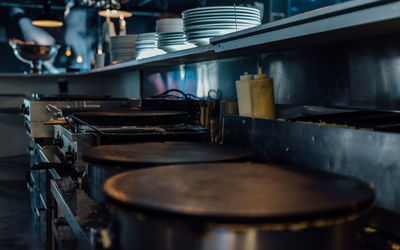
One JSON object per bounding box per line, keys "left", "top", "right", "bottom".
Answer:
{"left": 104, "top": 162, "right": 375, "bottom": 250}
{"left": 46, "top": 97, "right": 217, "bottom": 173}
{"left": 182, "top": 6, "right": 261, "bottom": 45}
{"left": 9, "top": 39, "right": 60, "bottom": 74}
{"left": 81, "top": 142, "right": 254, "bottom": 202}
{"left": 236, "top": 72, "right": 253, "bottom": 117}
{"left": 22, "top": 94, "right": 135, "bottom": 138}
{"left": 251, "top": 67, "right": 275, "bottom": 119}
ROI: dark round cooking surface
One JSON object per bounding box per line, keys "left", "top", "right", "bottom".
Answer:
{"left": 104, "top": 163, "right": 374, "bottom": 222}
{"left": 81, "top": 142, "right": 254, "bottom": 167}
{"left": 70, "top": 110, "right": 188, "bottom": 126}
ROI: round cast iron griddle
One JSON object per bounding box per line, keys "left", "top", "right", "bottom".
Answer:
{"left": 70, "top": 110, "right": 188, "bottom": 126}
{"left": 81, "top": 142, "right": 254, "bottom": 167}
{"left": 103, "top": 163, "right": 374, "bottom": 223}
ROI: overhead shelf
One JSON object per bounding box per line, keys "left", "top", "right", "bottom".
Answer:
{"left": 210, "top": 0, "right": 400, "bottom": 53}
{"left": 0, "top": 45, "right": 219, "bottom": 79}
{"left": 84, "top": 45, "right": 226, "bottom": 75}
{"left": 2, "top": 0, "right": 400, "bottom": 79}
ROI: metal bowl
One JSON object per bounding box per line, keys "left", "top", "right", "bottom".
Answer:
{"left": 9, "top": 41, "right": 60, "bottom": 74}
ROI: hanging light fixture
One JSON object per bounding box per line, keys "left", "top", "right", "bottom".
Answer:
{"left": 97, "top": 0, "right": 132, "bottom": 18}
{"left": 98, "top": 8, "right": 132, "bottom": 18}
{"left": 65, "top": 46, "right": 72, "bottom": 56}
{"left": 97, "top": 42, "right": 103, "bottom": 55}
{"left": 32, "top": 1, "right": 63, "bottom": 28}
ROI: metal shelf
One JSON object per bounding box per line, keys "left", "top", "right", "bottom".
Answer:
{"left": 2, "top": 0, "right": 400, "bottom": 78}
{"left": 211, "top": 0, "right": 400, "bottom": 54}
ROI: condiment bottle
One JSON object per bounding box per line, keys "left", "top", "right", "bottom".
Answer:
{"left": 235, "top": 72, "right": 253, "bottom": 117}
{"left": 251, "top": 67, "right": 275, "bottom": 119}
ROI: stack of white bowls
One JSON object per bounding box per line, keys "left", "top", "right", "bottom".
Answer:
{"left": 156, "top": 18, "right": 195, "bottom": 52}
{"left": 182, "top": 6, "right": 261, "bottom": 46}
{"left": 110, "top": 34, "right": 137, "bottom": 62}
{"left": 135, "top": 32, "right": 166, "bottom": 60}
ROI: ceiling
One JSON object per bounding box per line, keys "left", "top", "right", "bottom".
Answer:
{"left": 0, "top": 0, "right": 209, "bottom": 14}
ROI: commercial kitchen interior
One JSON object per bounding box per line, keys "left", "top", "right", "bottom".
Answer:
{"left": 1, "top": 0, "right": 400, "bottom": 249}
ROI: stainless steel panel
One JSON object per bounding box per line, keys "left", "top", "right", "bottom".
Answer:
{"left": 144, "top": 32, "right": 400, "bottom": 110}
{"left": 222, "top": 115, "right": 400, "bottom": 213}
{"left": 55, "top": 125, "right": 97, "bottom": 173}
{"left": 27, "top": 121, "right": 54, "bottom": 138}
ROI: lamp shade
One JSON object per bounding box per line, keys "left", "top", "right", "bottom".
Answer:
{"left": 98, "top": 9, "right": 132, "bottom": 18}
{"left": 32, "top": 3, "right": 63, "bottom": 28}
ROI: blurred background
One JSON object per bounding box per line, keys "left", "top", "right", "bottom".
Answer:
{"left": 0, "top": 0, "right": 352, "bottom": 73}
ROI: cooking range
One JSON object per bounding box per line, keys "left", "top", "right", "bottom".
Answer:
{"left": 25, "top": 96, "right": 400, "bottom": 250}
{"left": 24, "top": 93, "right": 228, "bottom": 250}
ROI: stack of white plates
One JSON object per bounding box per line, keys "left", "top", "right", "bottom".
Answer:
{"left": 135, "top": 32, "right": 166, "bottom": 60}
{"left": 156, "top": 18, "right": 184, "bottom": 33}
{"left": 182, "top": 6, "right": 261, "bottom": 46}
{"left": 156, "top": 18, "right": 196, "bottom": 52}
{"left": 110, "top": 35, "right": 137, "bottom": 62}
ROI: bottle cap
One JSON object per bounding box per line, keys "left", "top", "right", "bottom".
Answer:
{"left": 239, "top": 72, "right": 253, "bottom": 81}
{"left": 254, "top": 66, "right": 268, "bottom": 79}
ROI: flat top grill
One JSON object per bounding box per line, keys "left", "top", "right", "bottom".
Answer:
{"left": 81, "top": 142, "right": 253, "bottom": 167}
{"left": 104, "top": 162, "right": 374, "bottom": 223}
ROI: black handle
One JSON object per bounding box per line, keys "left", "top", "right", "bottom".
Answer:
{"left": 31, "top": 162, "right": 69, "bottom": 170}
{"left": 35, "top": 207, "right": 46, "bottom": 221}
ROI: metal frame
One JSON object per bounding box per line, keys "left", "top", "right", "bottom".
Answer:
{"left": 49, "top": 179, "right": 92, "bottom": 250}
{"left": 222, "top": 114, "right": 400, "bottom": 213}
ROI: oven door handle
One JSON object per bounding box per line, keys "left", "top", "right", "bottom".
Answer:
{"left": 31, "top": 162, "right": 70, "bottom": 170}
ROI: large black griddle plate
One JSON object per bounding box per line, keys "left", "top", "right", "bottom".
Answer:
{"left": 70, "top": 110, "right": 189, "bottom": 126}
{"left": 104, "top": 163, "right": 375, "bottom": 223}
{"left": 81, "top": 142, "right": 254, "bottom": 167}
{"left": 32, "top": 94, "right": 124, "bottom": 101}
{"left": 60, "top": 107, "right": 140, "bottom": 117}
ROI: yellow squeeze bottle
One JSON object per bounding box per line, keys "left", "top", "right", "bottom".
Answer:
{"left": 235, "top": 72, "right": 254, "bottom": 117}
{"left": 251, "top": 67, "right": 275, "bottom": 119}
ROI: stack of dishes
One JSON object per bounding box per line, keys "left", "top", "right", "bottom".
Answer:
{"left": 110, "top": 35, "right": 137, "bottom": 62}
{"left": 182, "top": 6, "right": 261, "bottom": 46}
{"left": 156, "top": 18, "right": 195, "bottom": 52}
{"left": 135, "top": 32, "right": 166, "bottom": 60}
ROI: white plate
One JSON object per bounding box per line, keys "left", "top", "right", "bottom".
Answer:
{"left": 183, "top": 6, "right": 260, "bottom": 15}
{"left": 159, "top": 43, "right": 196, "bottom": 52}
{"left": 186, "top": 27, "right": 253, "bottom": 36}
{"left": 158, "top": 36, "right": 185, "bottom": 40}
{"left": 158, "top": 37, "right": 186, "bottom": 41}
{"left": 184, "top": 17, "right": 260, "bottom": 24}
{"left": 184, "top": 20, "right": 260, "bottom": 27}
{"left": 184, "top": 24, "right": 257, "bottom": 32}
{"left": 184, "top": 16, "right": 260, "bottom": 23}
{"left": 158, "top": 42, "right": 186, "bottom": 45}
{"left": 183, "top": 11, "right": 260, "bottom": 17}
{"left": 187, "top": 37, "right": 211, "bottom": 46}
{"left": 156, "top": 18, "right": 183, "bottom": 24}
